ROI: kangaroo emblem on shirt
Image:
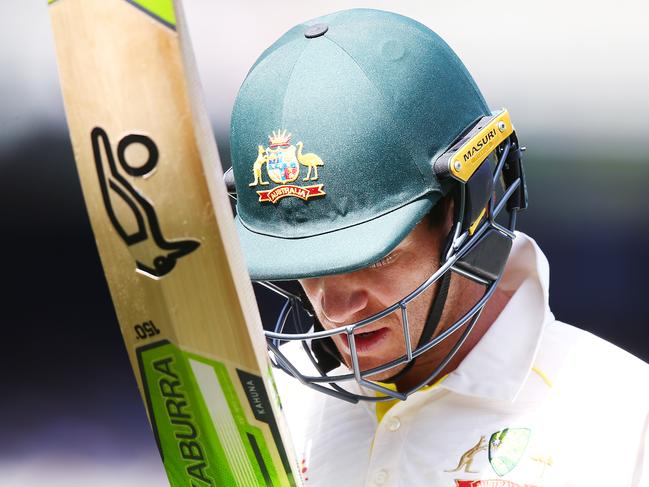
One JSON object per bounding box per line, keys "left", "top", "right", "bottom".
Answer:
{"left": 446, "top": 436, "right": 488, "bottom": 474}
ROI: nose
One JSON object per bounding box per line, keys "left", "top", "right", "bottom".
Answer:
{"left": 320, "top": 276, "right": 369, "bottom": 325}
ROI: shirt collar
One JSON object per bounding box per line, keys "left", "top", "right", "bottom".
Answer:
{"left": 438, "top": 232, "right": 553, "bottom": 402}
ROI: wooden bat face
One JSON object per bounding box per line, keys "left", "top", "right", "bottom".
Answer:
{"left": 49, "top": 1, "right": 301, "bottom": 485}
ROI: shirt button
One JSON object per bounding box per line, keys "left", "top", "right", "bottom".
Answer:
{"left": 374, "top": 469, "right": 389, "bottom": 485}
{"left": 388, "top": 416, "right": 401, "bottom": 432}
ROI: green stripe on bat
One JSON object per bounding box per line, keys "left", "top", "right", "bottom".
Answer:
{"left": 137, "top": 341, "right": 291, "bottom": 487}
{"left": 127, "top": 0, "right": 176, "bottom": 28}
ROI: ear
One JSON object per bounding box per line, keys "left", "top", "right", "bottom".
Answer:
{"left": 427, "top": 194, "right": 454, "bottom": 231}
{"left": 444, "top": 196, "right": 455, "bottom": 233}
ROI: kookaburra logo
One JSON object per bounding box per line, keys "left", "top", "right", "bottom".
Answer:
{"left": 90, "top": 127, "right": 199, "bottom": 279}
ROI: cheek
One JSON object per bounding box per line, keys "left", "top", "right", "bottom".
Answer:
{"left": 388, "top": 254, "right": 440, "bottom": 341}
{"left": 380, "top": 253, "right": 439, "bottom": 300}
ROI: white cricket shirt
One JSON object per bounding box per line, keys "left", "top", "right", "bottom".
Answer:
{"left": 275, "top": 233, "right": 649, "bottom": 487}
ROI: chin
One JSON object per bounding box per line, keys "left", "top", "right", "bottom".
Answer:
{"left": 361, "top": 370, "right": 396, "bottom": 383}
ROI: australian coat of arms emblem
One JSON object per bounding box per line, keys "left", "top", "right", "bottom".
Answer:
{"left": 249, "top": 129, "right": 326, "bottom": 204}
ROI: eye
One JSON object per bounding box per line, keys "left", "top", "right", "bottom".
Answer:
{"left": 368, "top": 251, "right": 398, "bottom": 269}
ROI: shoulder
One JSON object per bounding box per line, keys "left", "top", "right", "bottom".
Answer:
{"left": 539, "top": 320, "right": 649, "bottom": 373}
{"left": 534, "top": 320, "right": 649, "bottom": 402}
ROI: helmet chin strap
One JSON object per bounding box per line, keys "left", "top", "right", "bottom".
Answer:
{"left": 380, "top": 270, "right": 451, "bottom": 384}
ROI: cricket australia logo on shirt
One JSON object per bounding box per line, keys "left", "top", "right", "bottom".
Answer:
{"left": 248, "top": 129, "right": 326, "bottom": 204}
{"left": 447, "top": 427, "right": 552, "bottom": 487}
{"left": 488, "top": 428, "right": 531, "bottom": 476}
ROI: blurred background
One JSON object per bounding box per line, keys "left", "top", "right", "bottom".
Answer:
{"left": 1, "top": 0, "right": 647, "bottom": 485}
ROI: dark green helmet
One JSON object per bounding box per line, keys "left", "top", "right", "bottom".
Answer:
{"left": 230, "top": 8, "right": 491, "bottom": 280}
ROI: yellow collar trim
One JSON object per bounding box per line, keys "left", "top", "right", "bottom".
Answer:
{"left": 531, "top": 366, "right": 554, "bottom": 389}
{"left": 374, "top": 375, "right": 449, "bottom": 423}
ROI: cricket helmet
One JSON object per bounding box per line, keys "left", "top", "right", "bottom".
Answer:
{"left": 228, "top": 8, "right": 527, "bottom": 402}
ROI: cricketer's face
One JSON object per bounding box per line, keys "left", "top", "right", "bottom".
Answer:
{"left": 299, "top": 216, "right": 450, "bottom": 382}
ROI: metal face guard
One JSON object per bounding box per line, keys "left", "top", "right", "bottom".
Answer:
{"left": 257, "top": 112, "right": 526, "bottom": 403}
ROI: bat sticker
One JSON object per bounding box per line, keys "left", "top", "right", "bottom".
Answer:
{"left": 137, "top": 340, "right": 296, "bottom": 487}
{"left": 91, "top": 127, "right": 200, "bottom": 279}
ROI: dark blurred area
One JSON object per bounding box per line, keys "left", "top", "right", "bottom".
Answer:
{"left": 1, "top": 129, "right": 648, "bottom": 482}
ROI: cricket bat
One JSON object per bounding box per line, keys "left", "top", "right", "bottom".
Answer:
{"left": 48, "top": 1, "right": 302, "bottom": 485}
